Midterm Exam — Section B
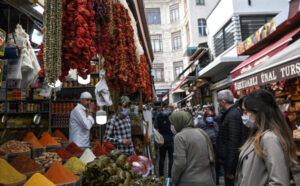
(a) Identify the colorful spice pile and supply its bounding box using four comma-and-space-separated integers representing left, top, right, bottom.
24, 173, 56, 186
80, 148, 96, 164
54, 147, 73, 160
52, 129, 68, 142
23, 132, 43, 149
66, 142, 83, 156
0, 158, 26, 184
93, 142, 108, 156
45, 161, 79, 184
10, 153, 43, 174
0, 140, 30, 153
64, 157, 86, 174
39, 132, 59, 147
34, 152, 62, 168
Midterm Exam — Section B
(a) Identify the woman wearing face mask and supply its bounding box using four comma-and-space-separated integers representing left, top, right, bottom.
235, 89, 297, 186
199, 110, 219, 150
170, 111, 216, 186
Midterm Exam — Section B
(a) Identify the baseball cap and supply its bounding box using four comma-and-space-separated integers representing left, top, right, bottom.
80, 92, 92, 99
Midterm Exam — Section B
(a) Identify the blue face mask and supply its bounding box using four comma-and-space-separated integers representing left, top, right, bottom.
121, 108, 130, 116
206, 117, 214, 123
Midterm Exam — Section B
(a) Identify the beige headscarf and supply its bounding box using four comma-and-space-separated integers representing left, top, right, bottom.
169, 111, 194, 133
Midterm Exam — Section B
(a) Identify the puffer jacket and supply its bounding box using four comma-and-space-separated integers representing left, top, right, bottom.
216, 105, 248, 175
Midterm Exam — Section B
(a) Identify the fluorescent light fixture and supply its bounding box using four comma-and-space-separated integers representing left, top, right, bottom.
31, 29, 43, 45
78, 74, 90, 85
32, 3, 44, 14
96, 109, 107, 125
48, 79, 62, 88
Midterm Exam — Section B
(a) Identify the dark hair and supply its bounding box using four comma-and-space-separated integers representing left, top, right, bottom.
242, 89, 297, 166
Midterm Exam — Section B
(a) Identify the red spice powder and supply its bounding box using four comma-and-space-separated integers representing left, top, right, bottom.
52, 130, 68, 142
39, 132, 59, 147
53, 148, 73, 160
65, 142, 83, 156
93, 143, 108, 156
45, 161, 79, 184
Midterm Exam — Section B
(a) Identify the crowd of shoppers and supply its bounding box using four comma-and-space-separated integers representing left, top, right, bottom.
153, 88, 297, 186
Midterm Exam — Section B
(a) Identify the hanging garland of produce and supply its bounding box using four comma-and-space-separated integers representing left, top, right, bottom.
60, 0, 97, 82
138, 55, 153, 102
101, 2, 140, 93
43, 0, 62, 84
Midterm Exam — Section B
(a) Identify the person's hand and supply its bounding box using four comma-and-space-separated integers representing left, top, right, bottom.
89, 102, 96, 113
226, 174, 234, 180
122, 139, 132, 146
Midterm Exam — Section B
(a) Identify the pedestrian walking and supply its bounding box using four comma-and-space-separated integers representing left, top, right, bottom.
170, 111, 216, 186
200, 110, 219, 147
235, 89, 297, 186
157, 105, 174, 177
216, 89, 247, 186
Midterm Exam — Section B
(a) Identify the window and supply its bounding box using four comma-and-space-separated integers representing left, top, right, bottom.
213, 20, 235, 56
198, 19, 207, 36
152, 63, 164, 82
172, 31, 182, 50
186, 23, 190, 45
196, 0, 205, 5
151, 35, 162, 52
240, 15, 275, 40
174, 61, 183, 79
170, 4, 179, 23
145, 8, 161, 24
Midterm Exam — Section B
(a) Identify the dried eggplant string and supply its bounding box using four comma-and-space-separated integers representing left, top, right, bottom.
44, 0, 62, 84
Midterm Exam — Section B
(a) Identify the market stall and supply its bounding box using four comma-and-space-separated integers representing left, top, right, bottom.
0, 0, 161, 185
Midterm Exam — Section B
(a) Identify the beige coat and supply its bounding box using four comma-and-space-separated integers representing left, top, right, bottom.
172, 128, 216, 186
235, 131, 289, 186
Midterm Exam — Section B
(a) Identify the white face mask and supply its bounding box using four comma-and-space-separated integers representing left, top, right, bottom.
241, 114, 257, 128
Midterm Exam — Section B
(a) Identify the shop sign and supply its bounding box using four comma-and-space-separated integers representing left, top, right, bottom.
237, 18, 276, 55
234, 58, 300, 90
0, 28, 6, 56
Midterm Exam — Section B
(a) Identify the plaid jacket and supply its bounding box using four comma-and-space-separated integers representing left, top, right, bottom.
104, 113, 135, 156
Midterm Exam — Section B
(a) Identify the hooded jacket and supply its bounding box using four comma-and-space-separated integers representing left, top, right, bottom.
157, 110, 174, 143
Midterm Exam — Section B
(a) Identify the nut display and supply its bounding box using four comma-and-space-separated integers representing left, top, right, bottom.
34, 152, 62, 168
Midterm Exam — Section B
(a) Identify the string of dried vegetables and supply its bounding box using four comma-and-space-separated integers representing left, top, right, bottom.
60, 0, 96, 82
43, 0, 62, 84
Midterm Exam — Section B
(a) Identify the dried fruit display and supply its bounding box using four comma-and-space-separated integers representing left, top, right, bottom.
60, 0, 96, 82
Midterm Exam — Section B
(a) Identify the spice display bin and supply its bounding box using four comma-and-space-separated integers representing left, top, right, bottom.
3, 178, 26, 186
56, 176, 82, 186
0, 153, 8, 160
46, 144, 62, 152
31, 147, 46, 158
7, 151, 31, 162
24, 168, 45, 180
61, 141, 70, 148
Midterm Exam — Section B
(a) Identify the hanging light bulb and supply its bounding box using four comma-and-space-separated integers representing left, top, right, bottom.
78, 74, 91, 85
96, 109, 107, 125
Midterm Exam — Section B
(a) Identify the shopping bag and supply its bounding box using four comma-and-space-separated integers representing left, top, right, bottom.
95, 69, 112, 107
153, 128, 164, 146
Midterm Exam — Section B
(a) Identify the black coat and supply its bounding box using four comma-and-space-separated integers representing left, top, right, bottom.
157, 111, 174, 143
216, 105, 248, 175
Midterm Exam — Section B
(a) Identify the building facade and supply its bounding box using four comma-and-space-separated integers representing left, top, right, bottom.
201, 0, 289, 113
144, 0, 218, 104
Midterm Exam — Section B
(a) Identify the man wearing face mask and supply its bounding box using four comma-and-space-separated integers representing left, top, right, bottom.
216, 90, 247, 186
157, 105, 174, 178
104, 96, 135, 156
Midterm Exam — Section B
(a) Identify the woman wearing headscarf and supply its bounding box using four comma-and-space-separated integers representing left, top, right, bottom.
235, 89, 297, 185
170, 111, 216, 186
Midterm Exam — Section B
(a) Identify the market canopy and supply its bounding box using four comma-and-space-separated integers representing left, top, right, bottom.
233, 38, 300, 91
231, 27, 300, 79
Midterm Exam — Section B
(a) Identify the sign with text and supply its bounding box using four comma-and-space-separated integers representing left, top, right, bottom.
234, 58, 300, 91
237, 18, 276, 55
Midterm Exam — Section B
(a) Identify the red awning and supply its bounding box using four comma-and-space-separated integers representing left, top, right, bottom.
231, 27, 300, 79
162, 77, 187, 101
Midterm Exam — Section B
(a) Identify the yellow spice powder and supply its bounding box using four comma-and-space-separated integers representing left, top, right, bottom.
24, 173, 56, 186
0, 158, 26, 184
